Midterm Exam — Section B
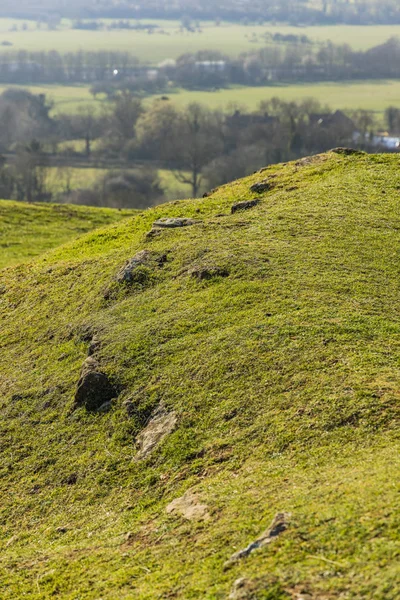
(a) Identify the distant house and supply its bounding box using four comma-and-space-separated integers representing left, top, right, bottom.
194, 60, 226, 72
309, 110, 356, 132
226, 110, 279, 129
371, 134, 400, 150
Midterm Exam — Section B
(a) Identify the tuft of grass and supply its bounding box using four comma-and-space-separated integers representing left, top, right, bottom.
0, 152, 399, 599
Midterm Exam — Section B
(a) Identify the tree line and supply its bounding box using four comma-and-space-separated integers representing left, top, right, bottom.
1, 37, 400, 90
0, 88, 398, 206
2, 0, 400, 26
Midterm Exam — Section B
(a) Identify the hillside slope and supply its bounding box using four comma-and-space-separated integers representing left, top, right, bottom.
0, 152, 399, 599
0, 200, 134, 269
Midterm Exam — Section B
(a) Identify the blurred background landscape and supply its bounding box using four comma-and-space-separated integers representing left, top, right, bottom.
0, 0, 399, 207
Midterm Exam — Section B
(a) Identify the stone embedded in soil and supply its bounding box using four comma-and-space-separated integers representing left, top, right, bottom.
74, 357, 117, 412
189, 266, 230, 280
116, 251, 167, 284
224, 512, 290, 568
231, 199, 260, 214
116, 250, 152, 283
250, 180, 271, 194
135, 405, 177, 461
152, 217, 201, 229
330, 147, 363, 155
166, 489, 210, 521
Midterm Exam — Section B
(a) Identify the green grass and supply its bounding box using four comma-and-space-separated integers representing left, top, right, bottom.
0, 200, 135, 269
0, 19, 399, 58
0, 152, 399, 598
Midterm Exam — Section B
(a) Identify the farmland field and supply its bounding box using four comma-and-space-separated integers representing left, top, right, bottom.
45, 166, 193, 200
163, 80, 400, 115
0, 19, 399, 61
2, 79, 400, 118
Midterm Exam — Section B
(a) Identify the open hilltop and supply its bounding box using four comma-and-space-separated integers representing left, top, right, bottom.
0, 151, 399, 598
0, 200, 134, 269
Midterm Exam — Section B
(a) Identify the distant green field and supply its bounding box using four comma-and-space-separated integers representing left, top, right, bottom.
161, 80, 400, 115
0, 199, 134, 269
45, 166, 193, 200
3, 79, 398, 117
0, 19, 398, 61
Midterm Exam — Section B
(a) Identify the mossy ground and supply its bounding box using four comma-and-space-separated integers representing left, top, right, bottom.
0, 200, 135, 269
0, 152, 399, 599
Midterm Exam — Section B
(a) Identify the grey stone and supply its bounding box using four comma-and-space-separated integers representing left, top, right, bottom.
116, 250, 151, 283
224, 512, 290, 568
231, 199, 260, 214
152, 217, 201, 229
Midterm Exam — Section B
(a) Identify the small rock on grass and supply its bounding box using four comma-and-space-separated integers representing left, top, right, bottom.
330, 147, 364, 156
147, 217, 202, 237
153, 217, 201, 228
250, 180, 271, 194
116, 250, 166, 284
224, 512, 290, 568
166, 489, 210, 522
74, 357, 117, 412
135, 404, 177, 461
231, 199, 260, 214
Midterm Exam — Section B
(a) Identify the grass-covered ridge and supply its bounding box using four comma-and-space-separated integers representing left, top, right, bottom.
0, 152, 399, 599
0, 200, 135, 269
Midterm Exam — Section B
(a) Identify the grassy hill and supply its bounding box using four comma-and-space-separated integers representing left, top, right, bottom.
0, 200, 134, 269
0, 152, 399, 599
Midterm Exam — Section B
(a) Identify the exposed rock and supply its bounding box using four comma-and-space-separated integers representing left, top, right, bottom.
231, 199, 260, 214
166, 489, 210, 521
116, 250, 151, 283
146, 228, 162, 239
330, 147, 364, 156
188, 265, 229, 280
74, 357, 117, 412
153, 217, 201, 229
225, 512, 290, 568
250, 180, 271, 194
295, 156, 321, 167
135, 405, 177, 460
115, 251, 167, 289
